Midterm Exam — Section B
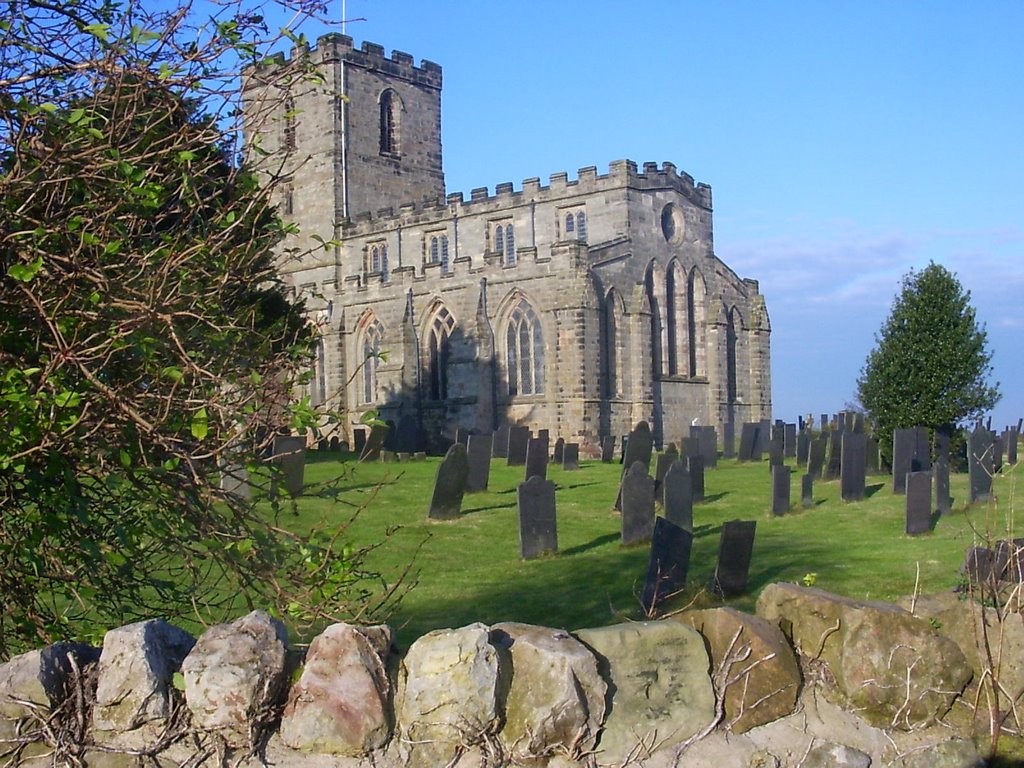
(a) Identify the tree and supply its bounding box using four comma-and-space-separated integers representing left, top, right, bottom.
0, 0, 395, 657
857, 262, 1000, 454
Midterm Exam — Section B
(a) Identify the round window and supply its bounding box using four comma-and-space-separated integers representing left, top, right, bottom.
661, 203, 685, 244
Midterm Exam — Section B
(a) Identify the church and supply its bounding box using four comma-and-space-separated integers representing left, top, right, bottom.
243, 34, 772, 454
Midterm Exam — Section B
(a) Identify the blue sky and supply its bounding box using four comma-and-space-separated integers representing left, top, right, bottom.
264, 1, 1024, 429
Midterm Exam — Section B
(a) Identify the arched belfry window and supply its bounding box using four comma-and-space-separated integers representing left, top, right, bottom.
505, 298, 543, 396
359, 317, 384, 404
504, 224, 515, 265
565, 213, 575, 236
576, 212, 587, 241
379, 90, 399, 156
283, 95, 296, 153
424, 305, 455, 401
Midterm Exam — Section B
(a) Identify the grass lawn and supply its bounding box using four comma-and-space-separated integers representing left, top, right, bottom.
280, 450, 1024, 651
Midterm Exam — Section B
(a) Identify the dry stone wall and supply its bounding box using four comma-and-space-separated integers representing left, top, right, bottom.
0, 585, 999, 767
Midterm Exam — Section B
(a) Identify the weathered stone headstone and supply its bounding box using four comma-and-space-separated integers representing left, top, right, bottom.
466, 433, 493, 493
562, 443, 580, 470
220, 462, 251, 502
517, 475, 558, 559
853, 412, 865, 434
537, 428, 550, 442
866, 436, 880, 474
395, 415, 419, 453
768, 430, 784, 470
506, 425, 531, 466
892, 426, 930, 494
968, 426, 995, 504
1007, 427, 1020, 465
824, 430, 842, 481
688, 454, 705, 503
738, 422, 758, 462
427, 443, 470, 520
641, 518, 693, 614
620, 461, 655, 546
654, 445, 680, 504
840, 431, 866, 502
934, 453, 951, 516
905, 470, 933, 535
359, 423, 388, 462
271, 435, 305, 498
807, 435, 827, 479
454, 427, 469, 447
801, 473, 814, 508
693, 426, 718, 468
796, 431, 810, 466
783, 423, 797, 459
681, 436, 701, 460
552, 438, 565, 464
601, 435, 616, 463
615, 421, 654, 510
771, 466, 790, 516
492, 424, 510, 458
663, 461, 693, 532
525, 436, 549, 480
712, 520, 757, 597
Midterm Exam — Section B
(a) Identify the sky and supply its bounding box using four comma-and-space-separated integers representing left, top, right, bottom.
255, 1, 1024, 429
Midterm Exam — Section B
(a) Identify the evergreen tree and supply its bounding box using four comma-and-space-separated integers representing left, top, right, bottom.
857, 262, 1000, 453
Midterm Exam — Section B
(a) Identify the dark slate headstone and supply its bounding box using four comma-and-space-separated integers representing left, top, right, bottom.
428, 443, 470, 520
807, 435, 827, 479
1007, 427, 1019, 465
801, 473, 814, 509
820, 414, 829, 433
220, 462, 251, 502
994, 435, 1004, 474
934, 453, 951, 516
619, 435, 629, 464
844, 411, 857, 433
454, 427, 470, 447
517, 475, 558, 560
395, 415, 419, 453
620, 461, 655, 547
562, 443, 580, 470
601, 435, 616, 463
317, 438, 328, 452
506, 426, 531, 467
466, 433, 493, 493
866, 437, 880, 475
688, 454, 705, 504
711, 520, 757, 597
553, 437, 565, 464
723, 419, 736, 459
641, 518, 694, 614
768, 431, 784, 470
493, 424, 510, 458
893, 427, 930, 494
270, 435, 306, 498
824, 431, 842, 481
756, 419, 771, 457
771, 466, 790, 516
537, 429, 550, 442
905, 470, 933, 535
663, 461, 693, 532
796, 432, 810, 467
329, 436, 340, 452
654, 445, 680, 504
783, 423, 797, 459
692, 426, 718, 468
840, 431, 866, 502
968, 426, 995, 504
681, 437, 701, 460
738, 422, 758, 462
353, 429, 367, 454
360, 423, 388, 462
525, 436, 549, 480
854, 413, 865, 434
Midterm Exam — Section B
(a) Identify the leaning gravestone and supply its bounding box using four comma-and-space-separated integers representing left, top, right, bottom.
756, 419, 771, 457
615, 421, 654, 510
663, 461, 693, 532
641, 518, 693, 614
807, 435, 827, 479
688, 454, 705, 504
601, 435, 616, 463
271, 435, 306, 498
905, 470, 933, 535
711, 520, 757, 597
771, 466, 790, 516
552, 438, 565, 464
968, 426, 995, 504
654, 445, 680, 505
525, 436, 549, 481
801, 473, 814, 509
796, 431, 810, 467
738, 422, 758, 462
492, 424, 510, 458
360, 423, 388, 462
934, 453, 951, 516
620, 461, 655, 547
466, 433, 493, 493
506, 426, 531, 467
427, 443, 470, 520
824, 430, 842, 481
840, 431, 866, 502
562, 443, 580, 470
517, 475, 558, 560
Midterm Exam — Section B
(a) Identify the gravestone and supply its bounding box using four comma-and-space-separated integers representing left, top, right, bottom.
824, 431, 842, 481
615, 421, 654, 510
553, 437, 565, 464
853, 412, 865, 434
562, 443, 580, 470
654, 445, 680, 504
395, 415, 419, 453
271, 435, 306, 498
360, 423, 388, 462
723, 419, 736, 458
768, 430, 784, 470
427, 443, 470, 520
756, 418, 771, 457
934, 427, 951, 463
796, 431, 810, 467
517, 475, 558, 560
601, 435, 616, 463
662, 461, 693, 532
866, 437, 880, 475
353, 429, 367, 454
466, 433, 493, 493
537, 429, 550, 443
820, 414, 829, 433
492, 424, 510, 458
934, 453, 951, 516
692, 426, 718, 468
738, 422, 758, 462
681, 437, 701, 460
771, 466, 790, 516
641, 518, 694, 614
807, 435, 827, 479
506, 426, 531, 467
329, 436, 340, 452
892, 427, 930, 494
525, 436, 549, 481
783, 423, 797, 459
454, 427, 469, 447
711, 520, 757, 597
994, 435, 1004, 474
968, 426, 995, 504
905, 470, 933, 535
619, 435, 629, 463
688, 454, 705, 503
1007, 427, 1019, 465
840, 431, 866, 502
382, 419, 397, 451
801, 473, 813, 509
620, 461, 655, 547
317, 438, 328, 452
220, 462, 251, 502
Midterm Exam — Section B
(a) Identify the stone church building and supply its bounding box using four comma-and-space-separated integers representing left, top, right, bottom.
243, 34, 771, 453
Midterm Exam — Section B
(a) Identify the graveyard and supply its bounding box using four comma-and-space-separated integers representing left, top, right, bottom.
277, 434, 1009, 650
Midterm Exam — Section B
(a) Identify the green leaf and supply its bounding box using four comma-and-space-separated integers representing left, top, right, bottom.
83, 23, 110, 42
190, 408, 208, 440
8, 257, 43, 283
172, 672, 185, 691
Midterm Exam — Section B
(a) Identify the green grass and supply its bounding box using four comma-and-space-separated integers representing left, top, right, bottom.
282, 450, 1023, 651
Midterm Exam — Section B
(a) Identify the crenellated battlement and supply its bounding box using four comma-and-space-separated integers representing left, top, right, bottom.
251, 33, 442, 89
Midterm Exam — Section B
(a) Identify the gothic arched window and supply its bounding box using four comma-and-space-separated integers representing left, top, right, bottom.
380, 245, 389, 282
283, 95, 296, 153
424, 306, 454, 401
506, 298, 543, 396
688, 269, 707, 377
360, 318, 384, 404
576, 211, 587, 241
379, 90, 399, 156
565, 213, 575, 236
504, 224, 516, 265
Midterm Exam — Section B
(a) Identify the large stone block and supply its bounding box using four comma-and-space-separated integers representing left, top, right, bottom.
0, 642, 99, 720
676, 608, 801, 733
492, 622, 606, 763
573, 621, 714, 764
280, 623, 394, 756
181, 610, 289, 745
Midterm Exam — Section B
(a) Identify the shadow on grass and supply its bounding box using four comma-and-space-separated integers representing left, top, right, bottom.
702, 491, 730, 503
865, 483, 885, 498
461, 502, 517, 516
561, 533, 620, 556
558, 481, 599, 491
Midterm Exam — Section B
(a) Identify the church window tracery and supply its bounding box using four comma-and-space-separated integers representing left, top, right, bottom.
379, 89, 399, 156
505, 298, 543, 396
424, 305, 454, 401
